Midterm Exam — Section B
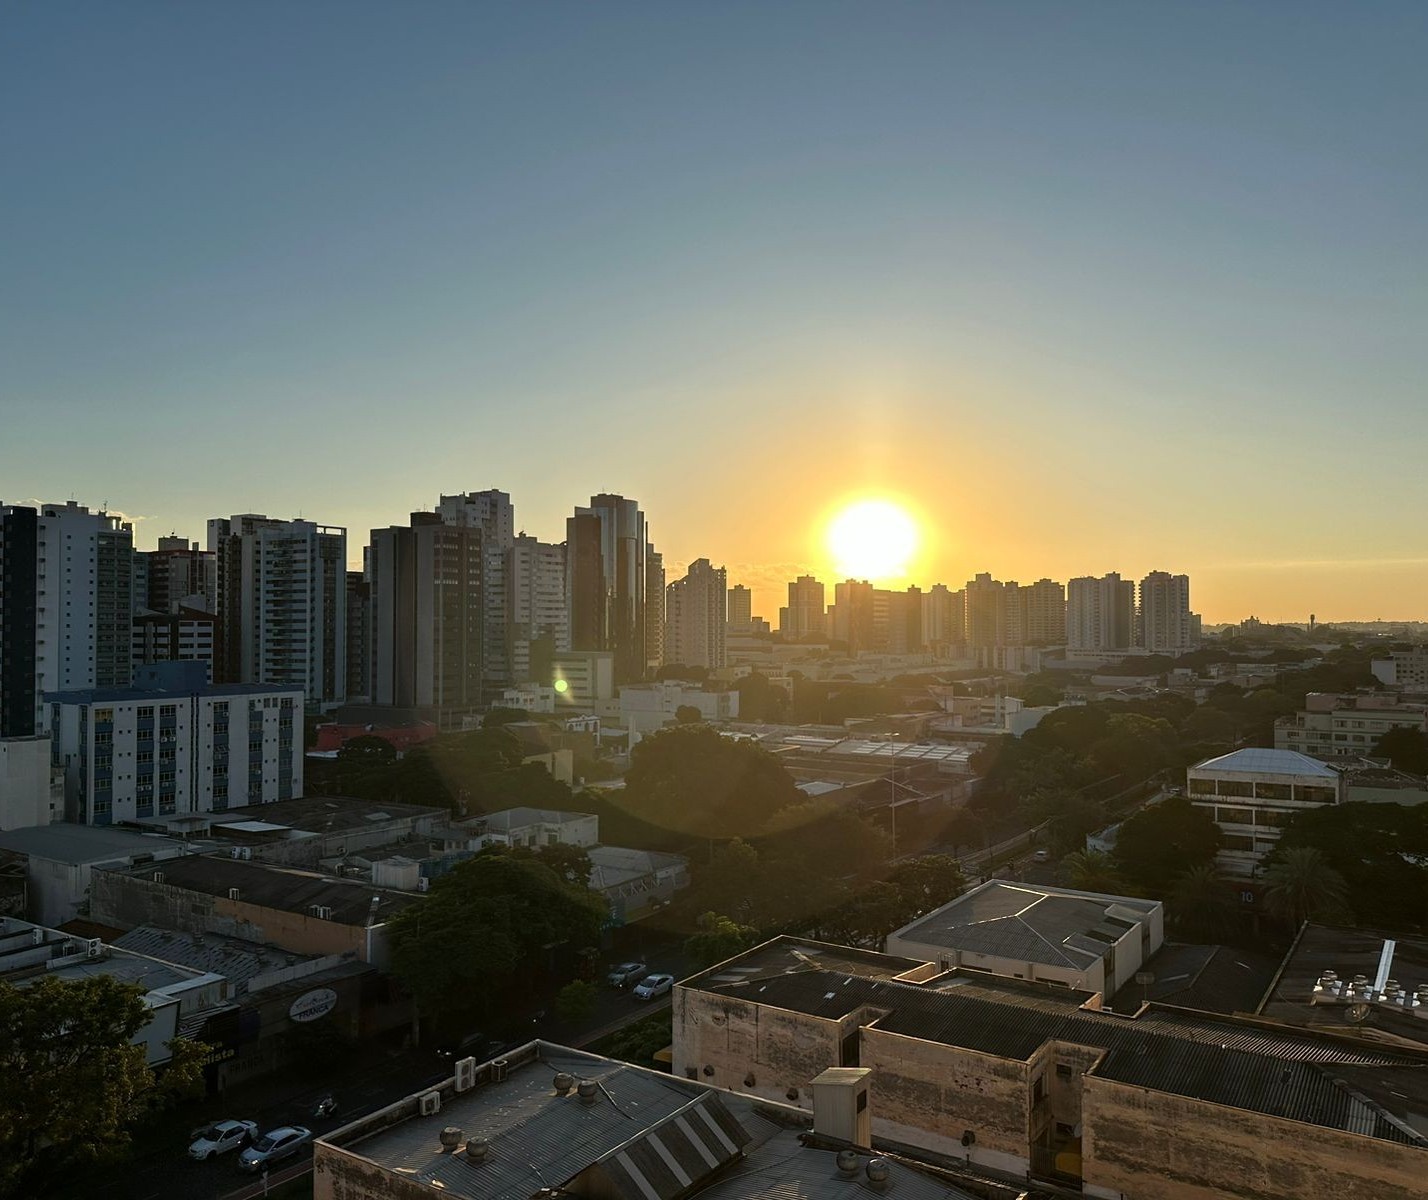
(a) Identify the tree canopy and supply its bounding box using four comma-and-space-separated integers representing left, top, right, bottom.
619, 724, 803, 840
1374, 727, 1428, 776
1112, 795, 1221, 894
0, 975, 205, 1195
387, 852, 607, 1025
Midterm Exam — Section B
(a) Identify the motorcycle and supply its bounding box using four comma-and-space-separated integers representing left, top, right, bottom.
312, 1095, 338, 1119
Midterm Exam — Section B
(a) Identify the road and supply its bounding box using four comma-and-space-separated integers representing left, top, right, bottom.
106, 985, 674, 1200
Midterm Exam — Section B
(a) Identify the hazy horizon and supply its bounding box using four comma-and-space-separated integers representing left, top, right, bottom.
5, 3, 1426, 627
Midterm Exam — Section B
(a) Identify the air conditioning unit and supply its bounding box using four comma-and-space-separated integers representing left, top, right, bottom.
417, 877, 430, 893
228, 888, 241, 901
454, 1057, 477, 1092
230, 847, 243, 859
86, 939, 103, 958
152, 871, 165, 883
309, 904, 334, 920
239, 846, 252, 860
30, 928, 43, 945
419, 1091, 442, 1116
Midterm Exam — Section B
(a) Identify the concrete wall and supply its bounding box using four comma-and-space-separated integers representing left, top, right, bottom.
1080, 1072, 1427, 1200
672, 986, 846, 1105
91, 869, 373, 960
883, 935, 1107, 993
0, 736, 56, 830
860, 1023, 1030, 1177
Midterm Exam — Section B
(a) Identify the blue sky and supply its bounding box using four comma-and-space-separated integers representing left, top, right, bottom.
3, 2, 1426, 620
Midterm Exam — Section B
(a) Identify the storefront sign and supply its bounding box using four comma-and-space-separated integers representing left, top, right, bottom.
288, 987, 338, 1023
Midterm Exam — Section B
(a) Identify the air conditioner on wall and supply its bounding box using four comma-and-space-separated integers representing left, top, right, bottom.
419, 1091, 441, 1116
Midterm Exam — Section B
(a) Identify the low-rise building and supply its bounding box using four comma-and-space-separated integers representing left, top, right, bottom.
473, 807, 599, 849
312, 1041, 998, 1200
674, 936, 1428, 1199
89, 854, 418, 967
885, 880, 1163, 996
47, 660, 303, 825
1372, 645, 1428, 690
609, 681, 739, 744
1275, 692, 1428, 760
1186, 748, 1342, 877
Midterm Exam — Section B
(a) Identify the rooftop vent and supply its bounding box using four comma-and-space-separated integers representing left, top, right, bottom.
835, 1149, 860, 1178
553, 1072, 574, 1096
465, 1136, 489, 1163
439, 1126, 463, 1153
865, 1159, 890, 1191
577, 1079, 598, 1106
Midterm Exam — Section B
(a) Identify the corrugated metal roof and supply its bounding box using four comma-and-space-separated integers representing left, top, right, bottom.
1192, 748, 1338, 778
596, 1092, 751, 1200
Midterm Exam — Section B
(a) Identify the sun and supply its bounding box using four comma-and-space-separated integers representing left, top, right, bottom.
826, 498, 920, 581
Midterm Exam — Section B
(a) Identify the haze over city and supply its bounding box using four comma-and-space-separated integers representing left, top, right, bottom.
5, 2, 1427, 623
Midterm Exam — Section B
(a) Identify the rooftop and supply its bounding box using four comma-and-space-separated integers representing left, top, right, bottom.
686, 936, 934, 990
688, 958, 1428, 1145
587, 845, 688, 891
482, 807, 595, 831
319, 1043, 989, 1200
0, 823, 192, 865
45, 681, 301, 705
110, 925, 328, 990
1191, 748, 1339, 778
210, 794, 445, 834
889, 880, 1159, 970
105, 855, 419, 925
1108, 942, 1281, 1015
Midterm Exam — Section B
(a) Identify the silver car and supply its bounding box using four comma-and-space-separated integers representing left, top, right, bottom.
237, 1126, 311, 1171
632, 973, 674, 999
188, 1119, 257, 1161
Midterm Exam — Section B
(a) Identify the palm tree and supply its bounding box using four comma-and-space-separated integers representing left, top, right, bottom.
1261, 847, 1350, 926
1169, 862, 1234, 941
1061, 849, 1126, 894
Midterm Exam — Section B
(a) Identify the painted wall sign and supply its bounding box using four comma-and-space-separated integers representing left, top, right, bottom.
288, 987, 338, 1023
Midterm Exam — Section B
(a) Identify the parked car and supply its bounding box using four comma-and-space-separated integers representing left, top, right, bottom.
188, 1120, 258, 1161
607, 961, 648, 988
237, 1126, 312, 1171
632, 973, 674, 999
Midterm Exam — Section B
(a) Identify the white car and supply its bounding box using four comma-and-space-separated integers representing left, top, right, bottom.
188, 1120, 258, 1161
607, 961, 648, 988
238, 1126, 312, 1171
632, 973, 674, 999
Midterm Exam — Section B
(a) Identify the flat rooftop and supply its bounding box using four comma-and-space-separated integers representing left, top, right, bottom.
481, 807, 595, 830
686, 936, 933, 989
889, 880, 1158, 970
320, 1043, 986, 1200
45, 681, 300, 705
688, 950, 1428, 1145
210, 794, 444, 833
0, 824, 191, 865
105, 854, 419, 925
111, 925, 328, 990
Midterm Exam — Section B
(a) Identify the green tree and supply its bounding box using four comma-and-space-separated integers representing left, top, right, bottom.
674, 705, 703, 725
939, 808, 983, 857
554, 980, 599, 1025
1112, 795, 1221, 895
733, 672, 789, 723
0, 975, 205, 1194
759, 800, 892, 883
621, 725, 802, 840
1168, 862, 1235, 941
887, 855, 967, 921
1087, 713, 1180, 780
1061, 849, 1127, 894
1178, 704, 1239, 750
387, 853, 607, 1024
514, 842, 592, 887
1374, 726, 1428, 775
1047, 795, 1106, 855
1262, 847, 1351, 927
684, 912, 760, 969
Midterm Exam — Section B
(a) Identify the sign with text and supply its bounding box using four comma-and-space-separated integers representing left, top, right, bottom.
288, 987, 338, 1023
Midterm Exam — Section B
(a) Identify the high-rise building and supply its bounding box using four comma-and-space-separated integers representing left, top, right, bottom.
963, 573, 1007, 654
437, 491, 516, 692
830, 579, 875, 653
778, 575, 826, 640
727, 584, 753, 633
369, 512, 484, 728
665, 559, 728, 671
1066, 573, 1135, 653
565, 494, 652, 683
506, 535, 568, 684
206, 515, 347, 706
132, 606, 217, 681
1020, 578, 1067, 646
345, 569, 372, 703
645, 548, 665, 672
1138, 570, 1200, 654
0, 504, 38, 737
921, 584, 965, 653
145, 536, 213, 615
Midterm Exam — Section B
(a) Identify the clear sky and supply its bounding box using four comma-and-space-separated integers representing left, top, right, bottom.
4, 2, 1426, 623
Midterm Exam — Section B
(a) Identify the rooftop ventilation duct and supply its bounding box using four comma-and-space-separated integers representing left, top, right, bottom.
577, 1079, 599, 1106
553, 1072, 574, 1096
865, 1159, 890, 1191
439, 1127, 463, 1152
835, 1149, 860, 1178
465, 1136, 489, 1163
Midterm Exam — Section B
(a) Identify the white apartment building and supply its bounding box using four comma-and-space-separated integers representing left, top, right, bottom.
665, 558, 727, 670
549, 649, 616, 709
438, 490, 516, 691
207, 515, 346, 707
47, 662, 303, 825
1274, 692, 1428, 759
1186, 748, 1342, 878
1065, 573, 1134, 653
611, 681, 739, 744
506, 534, 568, 683
132, 606, 217, 681
1372, 646, 1428, 689
1138, 570, 1200, 653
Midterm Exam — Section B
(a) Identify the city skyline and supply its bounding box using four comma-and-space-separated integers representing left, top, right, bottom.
6, 4, 1428, 625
